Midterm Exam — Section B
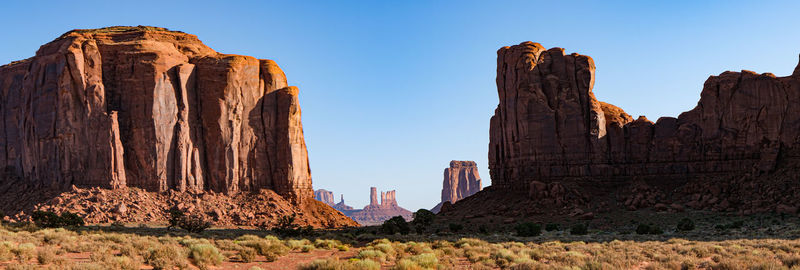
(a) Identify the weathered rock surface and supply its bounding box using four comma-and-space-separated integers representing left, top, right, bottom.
0, 26, 355, 227
445, 42, 800, 218
432, 161, 482, 213
315, 189, 335, 206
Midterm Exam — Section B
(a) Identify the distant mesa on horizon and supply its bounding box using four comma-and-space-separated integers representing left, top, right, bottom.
314, 187, 413, 226
431, 160, 482, 213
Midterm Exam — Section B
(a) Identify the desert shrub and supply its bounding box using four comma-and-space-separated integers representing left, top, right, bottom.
13, 243, 36, 262
780, 254, 800, 267
314, 239, 339, 249
677, 218, 695, 231
515, 222, 542, 237
237, 246, 257, 263
337, 245, 349, 251
394, 259, 421, 270
166, 208, 212, 233
0, 242, 13, 261
301, 245, 315, 252
358, 249, 387, 262
235, 235, 288, 262
286, 239, 310, 250
31, 211, 84, 228
636, 224, 663, 235
145, 244, 188, 270
410, 252, 438, 268
570, 224, 588, 235
36, 246, 57, 264
31, 211, 61, 228
545, 223, 561, 231
353, 259, 381, 270
104, 255, 141, 270
300, 258, 350, 270
189, 244, 224, 269
181, 215, 212, 234
59, 212, 85, 227
272, 214, 314, 237
381, 216, 411, 235
448, 223, 464, 233
411, 209, 436, 233
167, 207, 184, 230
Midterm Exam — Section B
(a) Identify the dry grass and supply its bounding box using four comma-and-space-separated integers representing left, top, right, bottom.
1, 221, 800, 269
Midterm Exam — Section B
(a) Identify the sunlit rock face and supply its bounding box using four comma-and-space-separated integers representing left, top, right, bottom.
486, 41, 800, 212
432, 160, 482, 213
0, 26, 313, 201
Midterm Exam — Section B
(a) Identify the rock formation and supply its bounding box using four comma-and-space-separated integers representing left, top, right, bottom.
333, 195, 354, 213
0, 26, 357, 227
344, 187, 413, 226
432, 161, 482, 213
315, 189, 335, 206
444, 42, 800, 218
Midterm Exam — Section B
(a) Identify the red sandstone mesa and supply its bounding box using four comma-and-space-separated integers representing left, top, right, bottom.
0, 26, 356, 227
443, 42, 800, 218
432, 160, 482, 213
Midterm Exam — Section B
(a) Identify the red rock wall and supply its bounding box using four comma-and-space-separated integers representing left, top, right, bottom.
441, 160, 482, 204
489, 42, 800, 206
0, 27, 313, 201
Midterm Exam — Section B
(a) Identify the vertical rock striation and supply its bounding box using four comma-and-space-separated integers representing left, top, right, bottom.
432, 160, 482, 213
476, 41, 800, 214
0, 26, 314, 202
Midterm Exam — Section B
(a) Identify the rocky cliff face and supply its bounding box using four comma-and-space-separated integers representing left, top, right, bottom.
446, 42, 800, 217
432, 161, 482, 213
315, 189, 335, 206
0, 26, 356, 227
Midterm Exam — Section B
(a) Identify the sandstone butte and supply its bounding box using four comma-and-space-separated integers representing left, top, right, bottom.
431, 160, 482, 213
314, 189, 355, 212
0, 26, 357, 228
442, 41, 800, 219
318, 187, 413, 226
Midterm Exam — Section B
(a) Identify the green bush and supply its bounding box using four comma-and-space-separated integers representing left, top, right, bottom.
166, 208, 211, 233
59, 212, 85, 227
636, 224, 663, 235
570, 224, 588, 235
32, 211, 84, 228
448, 223, 464, 233
515, 222, 542, 237
381, 216, 410, 235
411, 209, 436, 233
545, 223, 561, 231
677, 218, 695, 231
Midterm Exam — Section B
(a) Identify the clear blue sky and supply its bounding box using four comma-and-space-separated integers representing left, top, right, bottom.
2, 1, 799, 211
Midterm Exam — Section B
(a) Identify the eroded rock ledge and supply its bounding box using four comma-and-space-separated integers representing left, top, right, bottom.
454, 42, 800, 216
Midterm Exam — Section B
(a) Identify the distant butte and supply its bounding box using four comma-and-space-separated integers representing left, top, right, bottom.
432, 161, 482, 213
